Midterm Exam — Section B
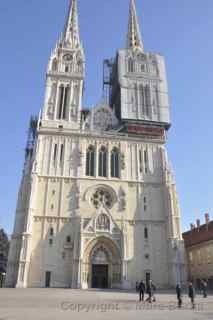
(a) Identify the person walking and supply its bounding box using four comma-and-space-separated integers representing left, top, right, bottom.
176, 284, 182, 308
146, 280, 156, 303
188, 282, 196, 309
138, 280, 146, 302
201, 280, 208, 298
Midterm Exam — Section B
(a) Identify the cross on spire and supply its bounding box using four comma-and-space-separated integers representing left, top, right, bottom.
127, 0, 144, 50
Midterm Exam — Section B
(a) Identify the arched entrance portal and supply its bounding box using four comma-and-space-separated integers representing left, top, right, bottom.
82, 236, 122, 289
91, 247, 109, 288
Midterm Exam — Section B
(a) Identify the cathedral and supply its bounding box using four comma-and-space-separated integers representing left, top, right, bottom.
6, 0, 186, 289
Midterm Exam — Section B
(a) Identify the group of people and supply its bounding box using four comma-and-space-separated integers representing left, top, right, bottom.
136, 280, 156, 303
136, 280, 208, 309
176, 280, 208, 309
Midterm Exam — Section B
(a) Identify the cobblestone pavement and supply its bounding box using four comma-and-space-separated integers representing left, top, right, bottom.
0, 289, 212, 320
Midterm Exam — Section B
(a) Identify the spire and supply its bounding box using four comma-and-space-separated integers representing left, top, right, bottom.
63, 0, 81, 48
127, 0, 144, 50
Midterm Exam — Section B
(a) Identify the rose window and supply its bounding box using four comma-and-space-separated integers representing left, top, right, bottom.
91, 189, 113, 209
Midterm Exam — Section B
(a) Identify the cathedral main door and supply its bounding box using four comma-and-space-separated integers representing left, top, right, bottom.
82, 236, 122, 289
92, 264, 108, 288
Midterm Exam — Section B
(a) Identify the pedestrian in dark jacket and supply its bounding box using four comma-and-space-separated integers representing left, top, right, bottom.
188, 282, 195, 309
201, 280, 208, 298
138, 280, 146, 302
176, 284, 182, 308
146, 280, 156, 303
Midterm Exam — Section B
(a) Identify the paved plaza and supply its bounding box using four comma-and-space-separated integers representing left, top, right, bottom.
0, 289, 213, 320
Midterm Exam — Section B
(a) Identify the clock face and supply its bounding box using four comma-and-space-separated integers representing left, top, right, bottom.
63, 54, 73, 62
93, 109, 113, 131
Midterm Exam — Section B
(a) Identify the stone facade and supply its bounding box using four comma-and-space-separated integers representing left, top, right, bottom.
6, 0, 186, 289
183, 215, 213, 290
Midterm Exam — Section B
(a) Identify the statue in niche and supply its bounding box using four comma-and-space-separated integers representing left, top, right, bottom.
69, 143, 82, 176
120, 153, 125, 170
72, 84, 79, 105
47, 83, 57, 119
67, 181, 80, 216
131, 89, 135, 112
70, 84, 79, 119
77, 60, 83, 73
118, 187, 126, 211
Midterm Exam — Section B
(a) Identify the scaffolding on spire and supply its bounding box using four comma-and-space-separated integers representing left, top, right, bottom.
25, 116, 38, 160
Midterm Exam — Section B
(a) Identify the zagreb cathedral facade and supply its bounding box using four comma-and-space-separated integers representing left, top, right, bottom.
6, 0, 186, 289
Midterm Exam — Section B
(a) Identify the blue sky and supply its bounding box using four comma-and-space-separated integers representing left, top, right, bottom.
0, 0, 213, 235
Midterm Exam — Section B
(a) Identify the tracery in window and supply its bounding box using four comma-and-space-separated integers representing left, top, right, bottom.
91, 189, 113, 209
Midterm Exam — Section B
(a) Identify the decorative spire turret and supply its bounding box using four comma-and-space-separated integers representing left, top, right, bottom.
127, 0, 144, 50
63, 0, 81, 48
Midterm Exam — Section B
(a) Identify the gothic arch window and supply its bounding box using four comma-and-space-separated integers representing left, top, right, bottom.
60, 144, 64, 165
134, 83, 138, 113
144, 149, 148, 173
66, 236, 71, 243
144, 227, 148, 239
145, 85, 151, 117
52, 59, 58, 72
57, 85, 70, 120
96, 214, 110, 231
98, 146, 107, 177
77, 60, 83, 73
86, 145, 95, 177
141, 64, 145, 72
111, 147, 120, 178
139, 149, 143, 173
154, 86, 159, 115
139, 84, 145, 116
128, 58, 134, 73
49, 227, 54, 236
53, 143, 58, 164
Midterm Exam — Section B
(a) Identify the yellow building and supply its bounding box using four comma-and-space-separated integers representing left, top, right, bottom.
183, 215, 213, 290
